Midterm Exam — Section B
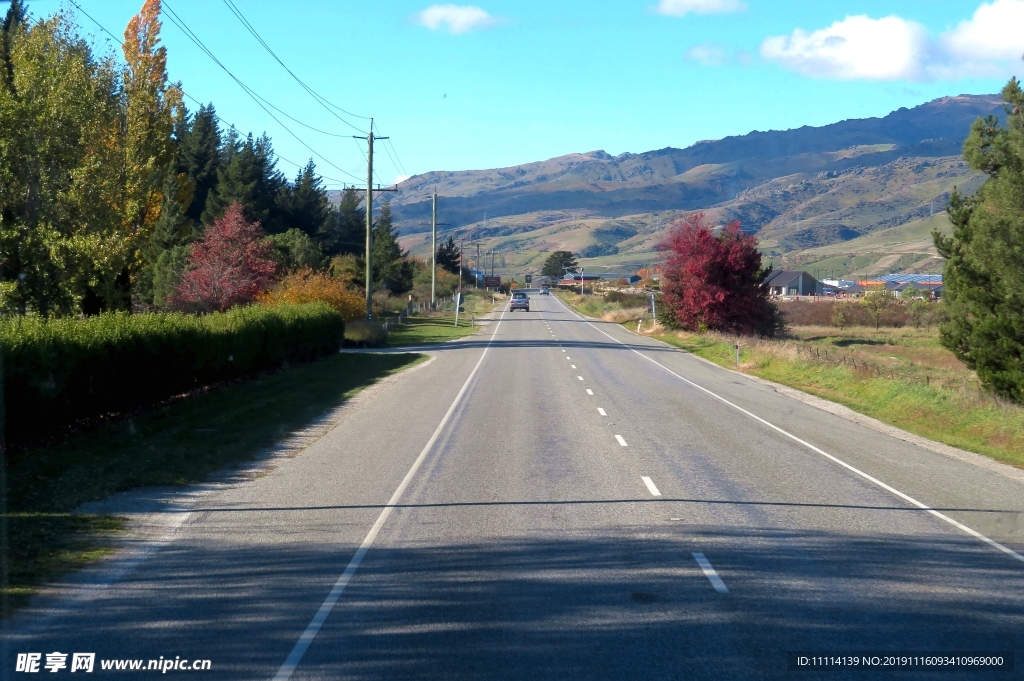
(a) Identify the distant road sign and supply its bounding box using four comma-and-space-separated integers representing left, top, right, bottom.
484, 276, 501, 288
525, 274, 532, 284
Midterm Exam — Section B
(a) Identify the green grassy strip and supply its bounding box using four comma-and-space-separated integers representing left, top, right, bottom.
387, 292, 500, 347
653, 332, 1024, 469
4, 351, 423, 615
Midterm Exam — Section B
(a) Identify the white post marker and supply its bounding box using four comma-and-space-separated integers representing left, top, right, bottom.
693, 552, 729, 593
615, 434, 628, 447
734, 341, 740, 367
642, 476, 661, 496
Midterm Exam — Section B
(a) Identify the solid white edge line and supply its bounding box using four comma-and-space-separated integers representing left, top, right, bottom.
693, 552, 729, 593
642, 476, 661, 497
598, 408, 607, 416
553, 296, 1024, 566
615, 434, 628, 447
272, 310, 508, 680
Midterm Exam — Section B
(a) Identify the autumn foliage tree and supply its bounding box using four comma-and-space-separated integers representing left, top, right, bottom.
659, 213, 781, 336
173, 203, 277, 311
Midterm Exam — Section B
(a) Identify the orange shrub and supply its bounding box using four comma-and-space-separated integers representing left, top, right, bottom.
259, 268, 364, 321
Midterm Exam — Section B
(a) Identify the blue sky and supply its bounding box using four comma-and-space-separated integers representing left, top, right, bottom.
20, 0, 1024, 186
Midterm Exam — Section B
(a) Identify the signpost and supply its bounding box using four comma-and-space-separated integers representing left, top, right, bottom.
525, 274, 532, 285
484, 276, 501, 289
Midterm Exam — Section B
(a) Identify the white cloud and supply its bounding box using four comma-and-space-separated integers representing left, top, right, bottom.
760, 15, 929, 80
395, 174, 411, 185
416, 4, 498, 34
656, 0, 746, 16
760, 2, 1024, 82
686, 43, 729, 66
942, 0, 1024, 61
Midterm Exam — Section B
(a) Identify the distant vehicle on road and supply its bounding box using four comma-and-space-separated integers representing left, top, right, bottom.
539, 286, 550, 295
510, 291, 530, 312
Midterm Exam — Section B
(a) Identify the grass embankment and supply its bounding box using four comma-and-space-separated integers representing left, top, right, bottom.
653, 327, 1024, 469
555, 290, 651, 323
386, 290, 501, 347
4, 351, 423, 615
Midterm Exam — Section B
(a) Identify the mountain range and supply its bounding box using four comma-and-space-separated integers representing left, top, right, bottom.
370, 94, 1001, 277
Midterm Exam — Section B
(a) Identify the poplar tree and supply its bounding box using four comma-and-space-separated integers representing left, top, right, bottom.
934, 75, 1024, 402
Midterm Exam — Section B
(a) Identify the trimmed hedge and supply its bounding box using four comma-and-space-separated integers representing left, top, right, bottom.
3, 303, 344, 446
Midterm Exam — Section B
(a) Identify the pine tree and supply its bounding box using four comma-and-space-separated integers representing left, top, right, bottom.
1, 0, 28, 89
286, 159, 331, 239
176, 103, 220, 224
541, 251, 577, 277
319, 187, 365, 257
436, 235, 461, 274
370, 201, 413, 294
202, 130, 285, 231
934, 76, 1024, 402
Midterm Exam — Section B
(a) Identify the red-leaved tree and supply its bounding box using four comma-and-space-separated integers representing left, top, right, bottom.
173, 204, 278, 312
660, 213, 781, 336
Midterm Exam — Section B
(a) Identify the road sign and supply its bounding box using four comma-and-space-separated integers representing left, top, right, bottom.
525, 274, 532, 284
484, 276, 501, 288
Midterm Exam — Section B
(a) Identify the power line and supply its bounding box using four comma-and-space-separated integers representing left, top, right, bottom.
68, 0, 367, 185
220, 0, 369, 130
160, 0, 363, 182
219, 0, 411, 185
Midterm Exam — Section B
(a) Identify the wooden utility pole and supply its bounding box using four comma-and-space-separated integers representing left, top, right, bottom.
352, 119, 396, 320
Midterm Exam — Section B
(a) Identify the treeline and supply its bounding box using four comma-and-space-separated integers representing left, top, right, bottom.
0, 0, 413, 318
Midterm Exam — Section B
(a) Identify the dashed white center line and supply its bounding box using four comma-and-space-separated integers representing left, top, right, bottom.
597, 408, 607, 416
562, 349, 566, 352
571, 365, 576, 369
615, 434, 627, 447
642, 476, 661, 496
693, 553, 729, 593
577, 376, 584, 381
586, 389, 594, 395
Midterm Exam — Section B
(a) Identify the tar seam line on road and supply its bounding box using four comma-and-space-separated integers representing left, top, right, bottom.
272, 309, 509, 681
693, 552, 729, 593
553, 296, 1024, 566
642, 476, 662, 497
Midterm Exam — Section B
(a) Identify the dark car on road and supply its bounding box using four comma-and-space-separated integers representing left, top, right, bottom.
510, 291, 530, 312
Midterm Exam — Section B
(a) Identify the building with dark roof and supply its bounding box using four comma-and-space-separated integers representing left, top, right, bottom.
764, 270, 821, 296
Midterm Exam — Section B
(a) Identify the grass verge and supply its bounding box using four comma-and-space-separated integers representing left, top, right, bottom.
387, 292, 501, 347
652, 330, 1024, 469
4, 351, 423, 615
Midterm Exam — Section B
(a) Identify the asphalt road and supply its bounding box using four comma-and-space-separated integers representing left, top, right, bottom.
8, 292, 1024, 680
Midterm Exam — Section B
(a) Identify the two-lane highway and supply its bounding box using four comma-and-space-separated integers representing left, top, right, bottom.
8, 291, 1024, 679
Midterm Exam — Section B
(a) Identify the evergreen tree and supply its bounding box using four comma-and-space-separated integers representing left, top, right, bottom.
136, 167, 195, 306
1, 0, 29, 89
436, 235, 461, 274
541, 250, 578, 277
202, 130, 285, 232
176, 103, 220, 224
369, 201, 413, 294
286, 159, 332, 239
320, 187, 365, 256
934, 75, 1024, 402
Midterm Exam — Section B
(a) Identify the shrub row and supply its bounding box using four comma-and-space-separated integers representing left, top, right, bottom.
3, 303, 344, 446
779, 300, 913, 328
